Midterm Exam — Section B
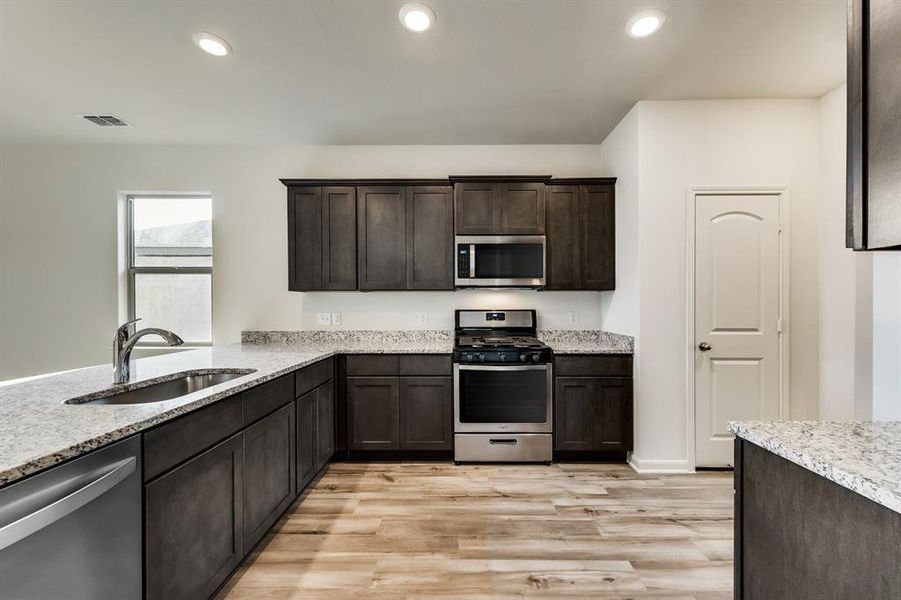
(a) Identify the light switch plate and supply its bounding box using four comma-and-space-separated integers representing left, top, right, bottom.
568, 311, 579, 326
417, 312, 428, 326
317, 313, 331, 326
331, 312, 341, 326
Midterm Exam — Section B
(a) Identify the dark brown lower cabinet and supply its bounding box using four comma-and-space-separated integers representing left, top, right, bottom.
736, 439, 901, 598
145, 433, 244, 600
243, 403, 296, 553
296, 388, 317, 490
316, 380, 335, 466
347, 376, 401, 450
347, 375, 453, 452
399, 377, 453, 450
554, 376, 632, 453
296, 378, 334, 491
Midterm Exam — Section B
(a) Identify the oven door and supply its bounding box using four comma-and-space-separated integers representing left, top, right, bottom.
454, 364, 553, 433
455, 235, 546, 287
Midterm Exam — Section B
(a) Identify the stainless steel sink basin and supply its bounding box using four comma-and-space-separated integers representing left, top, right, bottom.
65, 369, 257, 405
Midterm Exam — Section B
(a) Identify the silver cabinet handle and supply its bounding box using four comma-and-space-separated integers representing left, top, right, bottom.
0, 456, 136, 551
699, 342, 712, 352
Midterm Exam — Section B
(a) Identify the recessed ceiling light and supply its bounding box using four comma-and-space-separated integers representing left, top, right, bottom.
626, 9, 665, 38
193, 32, 231, 56
399, 3, 435, 33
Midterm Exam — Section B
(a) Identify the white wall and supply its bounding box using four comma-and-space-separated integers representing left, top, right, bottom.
873, 253, 901, 420
817, 84, 873, 421
602, 99, 825, 471
0, 144, 606, 379
599, 106, 639, 337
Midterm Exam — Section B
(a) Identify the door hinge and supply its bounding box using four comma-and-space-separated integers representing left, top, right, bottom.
777, 318, 783, 333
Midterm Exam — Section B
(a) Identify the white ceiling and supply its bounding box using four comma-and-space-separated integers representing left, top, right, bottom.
0, 0, 846, 145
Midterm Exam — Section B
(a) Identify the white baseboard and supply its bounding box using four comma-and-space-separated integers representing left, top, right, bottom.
628, 455, 694, 474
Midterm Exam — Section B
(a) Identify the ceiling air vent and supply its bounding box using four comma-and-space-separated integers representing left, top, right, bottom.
81, 114, 130, 127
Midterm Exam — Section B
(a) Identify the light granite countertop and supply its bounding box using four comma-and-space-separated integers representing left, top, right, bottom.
0, 329, 632, 488
729, 420, 901, 514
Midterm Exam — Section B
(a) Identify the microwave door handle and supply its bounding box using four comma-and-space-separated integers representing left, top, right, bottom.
469, 244, 475, 276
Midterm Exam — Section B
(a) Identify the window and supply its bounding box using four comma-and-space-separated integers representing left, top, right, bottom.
128, 195, 212, 345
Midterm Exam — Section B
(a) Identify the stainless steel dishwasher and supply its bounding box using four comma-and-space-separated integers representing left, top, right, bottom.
0, 435, 142, 599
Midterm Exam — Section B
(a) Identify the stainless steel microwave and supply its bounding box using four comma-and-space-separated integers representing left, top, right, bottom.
454, 235, 546, 288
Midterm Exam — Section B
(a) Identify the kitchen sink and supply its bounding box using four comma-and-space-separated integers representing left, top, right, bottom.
65, 369, 257, 405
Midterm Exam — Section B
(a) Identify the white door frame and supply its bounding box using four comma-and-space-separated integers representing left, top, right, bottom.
685, 186, 791, 469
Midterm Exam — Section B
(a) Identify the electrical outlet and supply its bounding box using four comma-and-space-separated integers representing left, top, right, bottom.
568, 311, 579, 326
417, 312, 428, 326
317, 313, 331, 326
331, 312, 341, 326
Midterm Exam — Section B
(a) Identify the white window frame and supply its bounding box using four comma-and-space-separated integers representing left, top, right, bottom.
126, 194, 213, 346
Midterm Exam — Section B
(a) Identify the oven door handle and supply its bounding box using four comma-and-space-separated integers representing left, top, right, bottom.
455, 364, 550, 372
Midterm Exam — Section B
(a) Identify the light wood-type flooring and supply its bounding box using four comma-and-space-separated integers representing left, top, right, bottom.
217, 462, 733, 599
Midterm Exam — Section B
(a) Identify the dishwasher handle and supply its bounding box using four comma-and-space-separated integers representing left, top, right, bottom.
0, 456, 136, 552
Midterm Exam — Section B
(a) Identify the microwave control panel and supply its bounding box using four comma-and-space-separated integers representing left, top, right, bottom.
457, 245, 471, 278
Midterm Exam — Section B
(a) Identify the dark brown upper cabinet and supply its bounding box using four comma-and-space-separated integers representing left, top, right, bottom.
284, 177, 614, 290
358, 186, 407, 290
454, 182, 496, 235
847, 0, 901, 250
453, 178, 546, 235
357, 185, 454, 291
287, 186, 357, 290
407, 186, 454, 289
545, 183, 615, 290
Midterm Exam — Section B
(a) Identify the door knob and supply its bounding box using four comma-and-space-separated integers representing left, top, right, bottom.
698, 342, 712, 352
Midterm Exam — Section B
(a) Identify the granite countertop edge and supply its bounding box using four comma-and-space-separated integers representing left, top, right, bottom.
729, 421, 901, 514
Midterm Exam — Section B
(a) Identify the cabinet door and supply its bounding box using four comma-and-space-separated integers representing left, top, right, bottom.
407, 186, 454, 289
554, 377, 595, 451
316, 380, 335, 468
322, 186, 357, 290
399, 376, 453, 450
594, 377, 633, 451
545, 185, 581, 289
243, 403, 296, 553
145, 433, 244, 600
347, 377, 400, 450
455, 182, 496, 235
296, 389, 317, 491
496, 182, 545, 234
580, 185, 615, 290
288, 187, 322, 291
358, 186, 407, 290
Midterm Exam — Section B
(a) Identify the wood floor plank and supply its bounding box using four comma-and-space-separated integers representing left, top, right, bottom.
217, 462, 733, 599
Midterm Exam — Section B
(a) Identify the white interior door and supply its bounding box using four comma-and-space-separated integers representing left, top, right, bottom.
694, 193, 783, 467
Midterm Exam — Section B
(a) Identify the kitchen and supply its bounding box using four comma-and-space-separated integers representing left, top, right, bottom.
0, 0, 895, 598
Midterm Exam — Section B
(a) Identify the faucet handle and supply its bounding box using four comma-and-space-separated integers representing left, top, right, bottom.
115, 318, 141, 339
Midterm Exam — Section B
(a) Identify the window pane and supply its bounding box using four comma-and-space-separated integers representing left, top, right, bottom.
132, 197, 212, 267
134, 273, 212, 342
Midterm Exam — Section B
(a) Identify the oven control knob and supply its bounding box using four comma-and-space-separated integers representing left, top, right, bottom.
464, 353, 473, 361
498, 352, 506, 361
478, 353, 486, 361
520, 353, 527, 362
531, 353, 540, 363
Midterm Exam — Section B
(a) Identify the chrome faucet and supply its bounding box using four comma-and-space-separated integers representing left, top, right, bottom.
113, 319, 184, 384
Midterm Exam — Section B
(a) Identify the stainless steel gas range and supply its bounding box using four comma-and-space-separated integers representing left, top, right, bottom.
452, 309, 553, 463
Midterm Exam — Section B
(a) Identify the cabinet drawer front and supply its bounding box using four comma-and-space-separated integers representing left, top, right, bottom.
243, 374, 294, 426
398, 355, 452, 376
554, 355, 632, 377
296, 357, 334, 397
346, 355, 399, 376
144, 395, 243, 481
